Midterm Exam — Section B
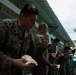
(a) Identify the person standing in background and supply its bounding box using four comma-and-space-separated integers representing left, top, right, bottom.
48, 38, 60, 75
32, 22, 58, 75
58, 46, 73, 75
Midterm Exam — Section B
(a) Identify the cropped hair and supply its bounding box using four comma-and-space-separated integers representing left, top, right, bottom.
64, 46, 71, 50
54, 38, 60, 42
38, 22, 48, 29
20, 3, 39, 15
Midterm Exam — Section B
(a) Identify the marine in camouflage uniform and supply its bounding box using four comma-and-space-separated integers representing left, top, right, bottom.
0, 19, 34, 75
0, 3, 39, 75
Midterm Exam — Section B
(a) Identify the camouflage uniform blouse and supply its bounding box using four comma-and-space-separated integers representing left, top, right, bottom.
0, 19, 35, 75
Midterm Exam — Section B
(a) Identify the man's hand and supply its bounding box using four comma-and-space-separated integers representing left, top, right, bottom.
41, 36, 49, 47
56, 51, 61, 57
12, 59, 36, 69
68, 54, 73, 58
50, 64, 59, 71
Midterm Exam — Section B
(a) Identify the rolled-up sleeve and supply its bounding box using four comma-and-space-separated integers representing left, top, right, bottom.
0, 52, 13, 73
2, 57, 13, 69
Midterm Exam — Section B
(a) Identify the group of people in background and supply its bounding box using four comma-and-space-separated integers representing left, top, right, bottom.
0, 3, 74, 75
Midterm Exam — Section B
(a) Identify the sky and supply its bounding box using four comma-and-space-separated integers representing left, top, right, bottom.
47, 0, 76, 41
